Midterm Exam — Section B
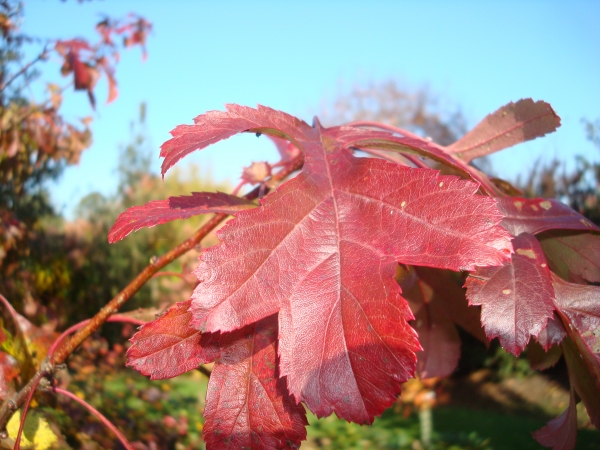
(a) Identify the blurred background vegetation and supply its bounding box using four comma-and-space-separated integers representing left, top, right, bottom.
1, 0, 600, 448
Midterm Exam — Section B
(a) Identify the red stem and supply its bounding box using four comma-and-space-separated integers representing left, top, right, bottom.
54, 387, 134, 450
346, 120, 503, 196
48, 315, 146, 358
14, 374, 42, 450
345, 120, 426, 141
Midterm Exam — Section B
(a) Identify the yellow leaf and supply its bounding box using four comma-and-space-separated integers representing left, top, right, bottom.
3, 410, 58, 450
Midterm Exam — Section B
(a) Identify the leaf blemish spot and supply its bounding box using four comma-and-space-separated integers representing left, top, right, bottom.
400, 201, 406, 208
516, 248, 536, 259
502, 289, 511, 295
439, 182, 444, 188
541, 263, 547, 268
580, 219, 592, 227
530, 205, 539, 211
513, 201, 523, 211
539, 200, 552, 210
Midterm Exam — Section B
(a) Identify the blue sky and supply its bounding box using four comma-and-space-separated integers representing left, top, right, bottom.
20, 0, 600, 218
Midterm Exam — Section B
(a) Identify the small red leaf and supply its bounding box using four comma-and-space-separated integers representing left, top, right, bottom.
203, 315, 307, 449
527, 340, 562, 371
553, 275, 600, 355
127, 300, 217, 379
538, 231, 600, 283
532, 389, 578, 450
415, 267, 488, 346
536, 313, 567, 351
560, 336, 600, 429
108, 192, 255, 243
497, 197, 599, 236
402, 270, 461, 379
465, 233, 555, 355
446, 99, 561, 163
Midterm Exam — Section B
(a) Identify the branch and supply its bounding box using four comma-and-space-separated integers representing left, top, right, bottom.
0, 46, 48, 93
0, 153, 304, 435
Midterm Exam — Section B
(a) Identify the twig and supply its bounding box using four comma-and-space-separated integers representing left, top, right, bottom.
54, 387, 135, 450
47, 315, 146, 358
0, 45, 48, 93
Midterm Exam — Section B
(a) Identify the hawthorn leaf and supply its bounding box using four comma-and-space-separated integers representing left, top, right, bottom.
535, 313, 567, 351
538, 231, 600, 283
552, 275, 600, 356
127, 300, 215, 379
160, 104, 314, 176
402, 269, 461, 379
109, 192, 255, 243
446, 99, 561, 163
465, 233, 555, 355
560, 336, 600, 429
203, 314, 307, 450
532, 388, 578, 450
128, 308, 307, 448
526, 341, 562, 371
414, 267, 488, 346
496, 197, 599, 237
180, 106, 511, 423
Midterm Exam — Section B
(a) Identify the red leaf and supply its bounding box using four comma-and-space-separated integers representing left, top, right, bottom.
465, 233, 555, 355
536, 313, 567, 351
203, 315, 307, 449
553, 275, 600, 356
560, 336, 600, 429
160, 104, 313, 177
538, 231, 600, 283
127, 300, 217, 379
402, 269, 461, 379
181, 105, 511, 422
532, 389, 578, 450
446, 99, 561, 163
527, 340, 562, 371
496, 197, 599, 236
414, 267, 488, 346
109, 192, 255, 243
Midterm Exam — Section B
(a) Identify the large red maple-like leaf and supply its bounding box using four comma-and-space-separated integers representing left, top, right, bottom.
150, 105, 513, 424
127, 303, 307, 449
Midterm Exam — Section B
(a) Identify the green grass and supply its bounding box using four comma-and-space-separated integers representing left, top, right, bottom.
305, 405, 600, 449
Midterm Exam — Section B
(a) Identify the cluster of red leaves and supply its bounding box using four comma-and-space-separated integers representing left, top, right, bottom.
56, 14, 151, 108
111, 99, 599, 449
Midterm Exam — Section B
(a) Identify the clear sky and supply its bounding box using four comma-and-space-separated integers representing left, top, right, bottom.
20, 0, 600, 218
